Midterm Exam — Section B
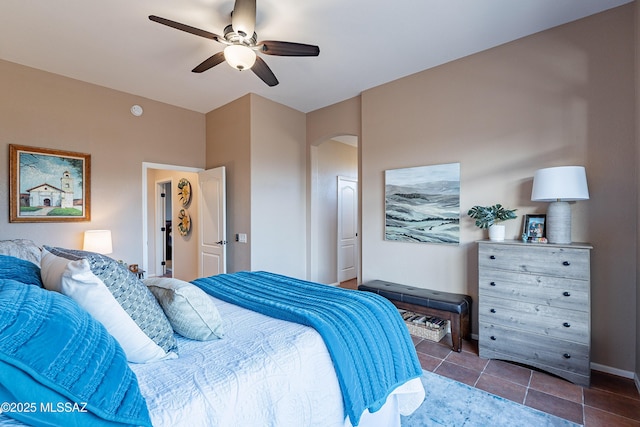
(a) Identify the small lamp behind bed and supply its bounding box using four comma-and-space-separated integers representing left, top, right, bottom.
83, 230, 113, 254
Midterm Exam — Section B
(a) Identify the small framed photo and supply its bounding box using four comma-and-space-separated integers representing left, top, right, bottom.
522, 214, 546, 242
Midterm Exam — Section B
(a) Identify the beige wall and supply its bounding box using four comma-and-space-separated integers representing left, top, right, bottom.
359, 5, 636, 372
250, 95, 307, 278
205, 94, 307, 278
205, 95, 252, 272
0, 59, 205, 265
306, 96, 362, 146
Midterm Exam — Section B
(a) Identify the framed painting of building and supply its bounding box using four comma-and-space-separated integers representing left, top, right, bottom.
9, 144, 91, 222
385, 162, 460, 244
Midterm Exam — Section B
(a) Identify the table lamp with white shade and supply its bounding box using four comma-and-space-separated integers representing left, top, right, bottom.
83, 230, 113, 254
531, 166, 589, 244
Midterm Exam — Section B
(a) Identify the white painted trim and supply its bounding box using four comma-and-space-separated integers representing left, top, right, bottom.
590, 362, 635, 379
635, 373, 640, 395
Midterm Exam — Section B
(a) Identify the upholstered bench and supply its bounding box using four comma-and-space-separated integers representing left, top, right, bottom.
358, 280, 472, 352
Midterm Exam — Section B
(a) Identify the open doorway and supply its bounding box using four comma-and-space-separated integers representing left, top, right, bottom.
156, 181, 173, 277
142, 162, 202, 279
309, 135, 359, 286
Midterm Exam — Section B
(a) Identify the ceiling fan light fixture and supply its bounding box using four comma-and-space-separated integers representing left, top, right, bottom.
224, 45, 256, 71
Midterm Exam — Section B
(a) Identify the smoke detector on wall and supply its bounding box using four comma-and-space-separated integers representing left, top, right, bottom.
131, 105, 143, 116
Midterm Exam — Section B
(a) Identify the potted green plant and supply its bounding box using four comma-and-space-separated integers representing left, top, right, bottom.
467, 204, 517, 241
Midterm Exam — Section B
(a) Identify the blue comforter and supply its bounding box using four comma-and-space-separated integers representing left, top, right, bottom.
192, 271, 423, 426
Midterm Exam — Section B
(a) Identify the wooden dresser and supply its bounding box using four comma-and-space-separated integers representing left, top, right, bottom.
477, 240, 592, 386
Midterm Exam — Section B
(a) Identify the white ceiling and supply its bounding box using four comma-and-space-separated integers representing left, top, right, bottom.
0, 0, 631, 114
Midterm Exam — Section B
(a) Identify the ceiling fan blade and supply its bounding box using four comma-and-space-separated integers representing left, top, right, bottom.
231, 0, 256, 39
259, 41, 320, 57
149, 15, 222, 42
192, 52, 226, 73
251, 57, 279, 87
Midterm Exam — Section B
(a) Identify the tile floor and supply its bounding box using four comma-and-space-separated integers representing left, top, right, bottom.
413, 335, 640, 426
340, 279, 640, 426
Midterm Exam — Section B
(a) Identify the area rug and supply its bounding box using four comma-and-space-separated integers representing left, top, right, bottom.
401, 370, 581, 427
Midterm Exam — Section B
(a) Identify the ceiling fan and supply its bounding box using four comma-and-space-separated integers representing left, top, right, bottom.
149, 0, 320, 87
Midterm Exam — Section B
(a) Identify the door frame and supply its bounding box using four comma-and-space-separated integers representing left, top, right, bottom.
141, 162, 203, 276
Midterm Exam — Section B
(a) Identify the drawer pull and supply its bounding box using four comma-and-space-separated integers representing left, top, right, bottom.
563, 291, 571, 297
489, 255, 496, 260
490, 336, 497, 341
563, 322, 571, 328
562, 261, 571, 266
490, 282, 496, 287
490, 309, 496, 314
563, 353, 571, 359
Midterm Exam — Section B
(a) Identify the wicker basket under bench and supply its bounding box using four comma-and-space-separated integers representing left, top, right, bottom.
398, 309, 447, 342
359, 280, 472, 352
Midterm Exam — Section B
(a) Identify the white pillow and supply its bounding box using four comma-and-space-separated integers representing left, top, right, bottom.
40, 247, 178, 363
144, 277, 225, 341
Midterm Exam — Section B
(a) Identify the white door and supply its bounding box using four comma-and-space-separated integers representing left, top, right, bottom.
337, 177, 358, 282
197, 167, 227, 277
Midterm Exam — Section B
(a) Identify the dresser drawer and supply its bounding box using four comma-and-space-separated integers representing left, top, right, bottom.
479, 269, 589, 311
478, 243, 590, 280
478, 295, 589, 344
479, 323, 590, 377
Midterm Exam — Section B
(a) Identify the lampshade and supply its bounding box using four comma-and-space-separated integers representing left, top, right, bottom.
531, 166, 589, 244
83, 230, 113, 254
224, 45, 256, 71
531, 166, 589, 202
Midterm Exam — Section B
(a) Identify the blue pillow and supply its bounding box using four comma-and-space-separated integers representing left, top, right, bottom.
0, 279, 152, 427
0, 254, 43, 287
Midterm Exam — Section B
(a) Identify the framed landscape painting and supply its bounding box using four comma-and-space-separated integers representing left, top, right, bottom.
385, 162, 460, 244
9, 144, 91, 222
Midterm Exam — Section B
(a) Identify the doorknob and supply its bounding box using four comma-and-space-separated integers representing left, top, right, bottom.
216, 240, 228, 245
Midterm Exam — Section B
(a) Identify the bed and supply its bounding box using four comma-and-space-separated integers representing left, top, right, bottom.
0, 239, 425, 427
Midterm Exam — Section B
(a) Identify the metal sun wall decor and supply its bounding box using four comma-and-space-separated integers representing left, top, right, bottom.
385, 162, 460, 244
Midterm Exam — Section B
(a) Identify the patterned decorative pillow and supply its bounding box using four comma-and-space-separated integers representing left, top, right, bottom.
0, 239, 41, 265
40, 246, 178, 363
0, 279, 152, 427
144, 277, 225, 341
0, 254, 43, 287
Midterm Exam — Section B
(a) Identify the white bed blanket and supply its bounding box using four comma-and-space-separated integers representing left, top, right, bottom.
130, 295, 424, 427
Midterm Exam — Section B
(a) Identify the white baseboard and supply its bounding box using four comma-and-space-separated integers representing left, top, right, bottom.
635, 373, 640, 395
590, 362, 635, 379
